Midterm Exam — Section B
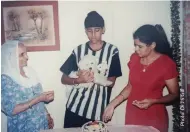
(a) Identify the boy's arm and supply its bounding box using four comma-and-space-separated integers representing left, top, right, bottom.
61, 73, 78, 85
60, 52, 78, 86
61, 71, 94, 85
107, 48, 122, 87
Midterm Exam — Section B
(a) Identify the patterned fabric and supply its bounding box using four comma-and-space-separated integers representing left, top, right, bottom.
60, 41, 122, 121
183, 1, 190, 128
1, 74, 48, 132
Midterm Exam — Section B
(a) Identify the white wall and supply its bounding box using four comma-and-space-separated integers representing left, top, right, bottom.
26, 1, 175, 131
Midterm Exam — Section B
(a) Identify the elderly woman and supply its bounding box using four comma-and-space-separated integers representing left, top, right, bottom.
1, 40, 54, 132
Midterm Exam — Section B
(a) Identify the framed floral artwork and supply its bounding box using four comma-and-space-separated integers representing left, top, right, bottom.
1, 1, 60, 51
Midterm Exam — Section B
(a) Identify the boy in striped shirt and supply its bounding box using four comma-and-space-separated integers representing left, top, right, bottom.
60, 11, 122, 128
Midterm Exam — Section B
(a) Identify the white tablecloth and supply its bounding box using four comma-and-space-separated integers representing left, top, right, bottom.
41, 125, 160, 132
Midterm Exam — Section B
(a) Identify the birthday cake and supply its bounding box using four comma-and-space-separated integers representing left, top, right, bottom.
82, 121, 107, 132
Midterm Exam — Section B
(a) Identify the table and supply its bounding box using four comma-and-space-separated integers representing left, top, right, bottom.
41, 125, 160, 132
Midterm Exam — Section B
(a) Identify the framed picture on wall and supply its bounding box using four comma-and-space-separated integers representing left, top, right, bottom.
1, 1, 60, 52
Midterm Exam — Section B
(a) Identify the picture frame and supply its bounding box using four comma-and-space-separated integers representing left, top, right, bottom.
1, 1, 60, 52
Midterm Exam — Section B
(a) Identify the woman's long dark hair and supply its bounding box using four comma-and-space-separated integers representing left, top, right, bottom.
133, 24, 173, 59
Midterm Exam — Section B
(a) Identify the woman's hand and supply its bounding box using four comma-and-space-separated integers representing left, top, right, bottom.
102, 104, 115, 123
132, 99, 156, 109
77, 70, 94, 83
47, 114, 54, 129
39, 91, 54, 103
12, 91, 54, 115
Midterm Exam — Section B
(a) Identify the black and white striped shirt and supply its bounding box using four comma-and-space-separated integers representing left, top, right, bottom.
60, 41, 122, 120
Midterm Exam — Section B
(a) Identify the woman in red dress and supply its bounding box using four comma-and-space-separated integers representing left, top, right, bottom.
103, 24, 179, 132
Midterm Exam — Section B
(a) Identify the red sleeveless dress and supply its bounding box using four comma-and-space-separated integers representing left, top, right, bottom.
125, 53, 178, 132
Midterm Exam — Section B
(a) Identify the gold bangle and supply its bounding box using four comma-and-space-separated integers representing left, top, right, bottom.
28, 103, 32, 109
73, 78, 79, 86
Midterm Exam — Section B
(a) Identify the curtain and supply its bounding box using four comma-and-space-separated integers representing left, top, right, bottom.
182, 1, 190, 132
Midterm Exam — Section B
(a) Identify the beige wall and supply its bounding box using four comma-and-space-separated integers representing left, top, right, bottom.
28, 0, 173, 130
1, 1, 182, 132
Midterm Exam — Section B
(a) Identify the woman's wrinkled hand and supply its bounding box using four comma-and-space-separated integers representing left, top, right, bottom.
77, 70, 94, 83
102, 104, 114, 123
47, 114, 54, 129
132, 99, 156, 109
39, 91, 54, 103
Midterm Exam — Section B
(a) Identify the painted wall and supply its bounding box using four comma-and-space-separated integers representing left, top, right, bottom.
2, 1, 182, 132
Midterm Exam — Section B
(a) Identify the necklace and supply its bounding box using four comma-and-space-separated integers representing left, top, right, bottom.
142, 64, 150, 72
141, 56, 159, 72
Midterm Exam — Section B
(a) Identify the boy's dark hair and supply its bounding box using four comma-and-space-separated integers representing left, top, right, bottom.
84, 11, 104, 28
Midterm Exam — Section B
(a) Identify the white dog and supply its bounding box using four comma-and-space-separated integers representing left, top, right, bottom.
69, 55, 97, 89
94, 61, 113, 86
78, 55, 98, 71
69, 55, 112, 88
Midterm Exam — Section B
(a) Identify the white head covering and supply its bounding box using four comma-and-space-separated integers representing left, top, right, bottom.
1, 40, 39, 87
